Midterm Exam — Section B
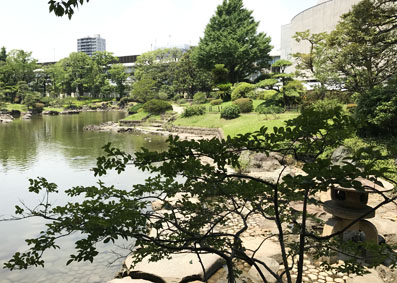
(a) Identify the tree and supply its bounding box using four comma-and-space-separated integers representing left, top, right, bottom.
293, 31, 339, 100
91, 51, 119, 98
134, 48, 183, 98
256, 60, 304, 107
48, 0, 90, 19
130, 74, 157, 103
2, 105, 396, 283
60, 52, 94, 97
172, 48, 212, 99
356, 75, 397, 136
193, 0, 272, 83
109, 64, 130, 100
0, 50, 38, 103
327, 0, 397, 94
0, 47, 6, 62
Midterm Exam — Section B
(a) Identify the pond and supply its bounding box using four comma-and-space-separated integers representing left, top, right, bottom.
0, 112, 168, 283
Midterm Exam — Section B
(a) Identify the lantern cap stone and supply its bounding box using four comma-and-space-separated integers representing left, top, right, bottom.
331, 177, 394, 193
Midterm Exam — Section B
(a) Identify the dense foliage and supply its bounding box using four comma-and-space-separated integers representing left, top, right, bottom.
181, 105, 206, 117
193, 91, 207, 104
255, 103, 284, 115
233, 98, 253, 113
220, 104, 240, 119
210, 98, 223, 106
230, 82, 255, 101
128, 103, 144, 114
142, 99, 172, 115
193, 0, 272, 83
356, 76, 397, 136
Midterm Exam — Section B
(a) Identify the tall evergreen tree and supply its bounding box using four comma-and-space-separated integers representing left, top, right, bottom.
194, 0, 272, 83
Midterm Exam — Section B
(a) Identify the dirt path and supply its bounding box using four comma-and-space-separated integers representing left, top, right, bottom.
172, 104, 184, 114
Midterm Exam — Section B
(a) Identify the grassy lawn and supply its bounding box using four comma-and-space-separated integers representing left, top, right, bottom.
173, 111, 300, 137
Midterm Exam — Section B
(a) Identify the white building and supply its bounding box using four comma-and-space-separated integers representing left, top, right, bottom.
77, 34, 106, 56
280, 0, 361, 73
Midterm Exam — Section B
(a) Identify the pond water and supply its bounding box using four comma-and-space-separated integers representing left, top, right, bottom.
0, 112, 168, 283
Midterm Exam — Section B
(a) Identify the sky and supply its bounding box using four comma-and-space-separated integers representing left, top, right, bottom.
0, 0, 317, 63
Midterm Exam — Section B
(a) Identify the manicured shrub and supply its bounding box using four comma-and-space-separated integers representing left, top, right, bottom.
128, 103, 144, 114
231, 82, 255, 101
182, 106, 206, 117
210, 99, 223, 106
220, 104, 240, 119
255, 103, 285, 114
233, 98, 253, 113
143, 99, 172, 115
193, 92, 207, 104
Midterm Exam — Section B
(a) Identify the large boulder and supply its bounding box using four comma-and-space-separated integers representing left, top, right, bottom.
241, 237, 283, 264
346, 269, 384, 283
108, 279, 151, 283
0, 114, 13, 123
123, 252, 224, 282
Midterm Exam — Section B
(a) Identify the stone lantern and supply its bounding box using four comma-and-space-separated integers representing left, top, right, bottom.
322, 177, 391, 244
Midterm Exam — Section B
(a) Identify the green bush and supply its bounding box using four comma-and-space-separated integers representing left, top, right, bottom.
40, 96, 55, 106
261, 90, 278, 101
64, 103, 80, 110
128, 103, 144, 114
193, 92, 207, 104
119, 97, 130, 108
177, 99, 186, 105
143, 99, 173, 115
233, 98, 253, 113
220, 104, 240, 119
356, 77, 397, 136
32, 102, 44, 114
210, 99, 223, 106
182, 106, 206, 117
306, 99, 343, 113
255, 103, 285, 114
231, 82, 255, 101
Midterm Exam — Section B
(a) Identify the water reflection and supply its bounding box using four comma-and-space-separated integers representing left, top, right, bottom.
0, 112, 168, 283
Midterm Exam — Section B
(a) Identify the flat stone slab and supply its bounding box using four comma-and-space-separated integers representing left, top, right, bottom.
241, 237, 282, 263
108, 279, 151, 283
125, 252, 223, 282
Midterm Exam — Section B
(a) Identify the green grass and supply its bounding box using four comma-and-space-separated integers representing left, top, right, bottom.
44, 107, 64, 112
195, 99, 266, 113
122, 111, 149, 121
173, 111, 299, 137
5, 103, 28, 112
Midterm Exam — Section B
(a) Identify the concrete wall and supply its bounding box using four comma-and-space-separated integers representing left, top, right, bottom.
280, 0, 361, 74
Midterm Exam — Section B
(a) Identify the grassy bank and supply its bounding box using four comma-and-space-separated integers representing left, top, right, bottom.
173, 112, 300, 137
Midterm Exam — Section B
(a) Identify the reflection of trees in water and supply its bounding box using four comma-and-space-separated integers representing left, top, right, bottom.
0, 119, 40, 170
0, 112, 168, 170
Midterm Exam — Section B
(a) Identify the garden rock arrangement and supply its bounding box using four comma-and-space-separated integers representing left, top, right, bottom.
0, 113, 13, 123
